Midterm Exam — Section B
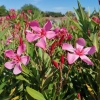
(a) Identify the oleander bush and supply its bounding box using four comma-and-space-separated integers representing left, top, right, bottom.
0, 1, 100, 100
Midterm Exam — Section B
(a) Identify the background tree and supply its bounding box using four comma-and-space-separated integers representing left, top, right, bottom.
45, 11, 64, 17
20, 4, 41, 14
65, 11, 75, 17
0, 5, 8, 16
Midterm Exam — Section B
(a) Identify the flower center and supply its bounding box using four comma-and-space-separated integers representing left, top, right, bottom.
13, 55, 21, 63
40, 29, 46, 36
75, 48, 84, 56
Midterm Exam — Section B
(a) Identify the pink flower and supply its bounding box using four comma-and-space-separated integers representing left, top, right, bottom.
77, 93, 81, 99
26, 20, 56, 49
6, 15, 11, 20
6, 36, 13, 45
4, 43, 30, 75
27, 10, 32, 13
54, 27, 72, 41
10, 9, 15, 12
54, 27, 68, 37
92, 16, 100, 24
66, 33, 72, 40
11, 14, 16, 19
62, 38, 96, 65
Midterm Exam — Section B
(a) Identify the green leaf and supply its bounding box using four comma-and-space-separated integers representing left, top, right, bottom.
74, 8, 79, 21
22, 65, 33, 76
0, 82, 6, 90
26, 42, 30, 55
93, 33, 99, 52
26, 86, 46, 100
69, 17, 82, 31
63, 93, 77, 100
16, 75, 31, 84
0, 27, 9, 39
77, 0, 85, 21
96, 69, 100, 84
0, 82, 6, 94
0, 65, 4, 74
38, 48, 42, 60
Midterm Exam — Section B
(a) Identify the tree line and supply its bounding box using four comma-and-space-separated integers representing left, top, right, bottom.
0, 4, 89, 17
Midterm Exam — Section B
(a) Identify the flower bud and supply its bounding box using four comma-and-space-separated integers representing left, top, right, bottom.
52, 60, 59, 69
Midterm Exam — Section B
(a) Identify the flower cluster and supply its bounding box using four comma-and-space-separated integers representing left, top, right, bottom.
4, 20, 96, 75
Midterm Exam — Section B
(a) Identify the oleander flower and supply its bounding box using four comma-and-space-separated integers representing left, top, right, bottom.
4, 41, 30, 75
26, 20, 56, 49
62, 38, 96, 65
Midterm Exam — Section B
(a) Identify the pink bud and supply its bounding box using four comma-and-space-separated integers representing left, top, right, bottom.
52, 60, 59, 69
60, 55, 64, 64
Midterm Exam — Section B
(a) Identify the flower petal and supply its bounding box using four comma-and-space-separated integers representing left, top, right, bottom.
21, 56, 30, 65
62, 43, 74, 52
29, 20, 40, 27
4, 61, 15, 69
17, 44, 26, 56
13, 64, 22, 75
67, 53, 79, 64
29, 21, 41, 32
76, 38, 86, 50
80, 55, 94, 65
54, 27, 60, 33
5, 50, 15, 58
25, 30, 33, 34
35, 37, 46, 49
31, 26, 41, 33
83, 46, 96, 55
43, 20, 52, 31
46, 31, 56, 39
26, 33, 40, 42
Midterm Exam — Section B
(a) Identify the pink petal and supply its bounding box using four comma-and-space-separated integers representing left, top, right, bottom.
25, 30, 33, 34
43, 20, 52, 31
5, 50, 15, 58
83, 46, 96, 55
54, 27, 60, 33
35, 37, 46, 49
21, 56, 30, 65
29, 20, 40, 27
31, 26, 41, 33
80, 55, 94, 65
76, 38, 86, 50
26, 33, 40, 42
46, 31, 56, 39
62, 43, 75, 52
4, 61, 15, 69
67, 53, 79, 64
13, 64, 22, 75
17, 44, 26, 56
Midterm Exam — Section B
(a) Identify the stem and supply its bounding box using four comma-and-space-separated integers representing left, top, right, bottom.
55, 63, 63, 96
62, 64, 73, 86
66, 65, 72, 80
34, 47, 41, 70
59, 63, 63, 91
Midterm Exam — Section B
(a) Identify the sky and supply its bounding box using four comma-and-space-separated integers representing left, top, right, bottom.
0, 0, 100, 14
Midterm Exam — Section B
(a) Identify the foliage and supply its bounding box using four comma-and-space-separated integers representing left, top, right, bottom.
65, 11, 75, 17
44, 11, 64, 17
19, 4, 41, 14
0, 1, 100, 100
0, 5, 8, 16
